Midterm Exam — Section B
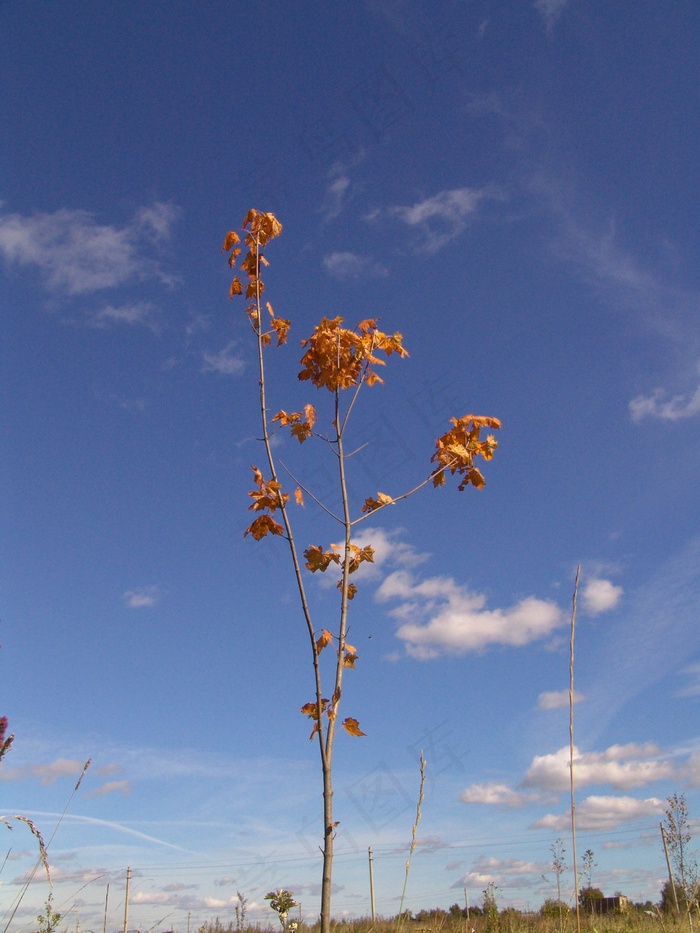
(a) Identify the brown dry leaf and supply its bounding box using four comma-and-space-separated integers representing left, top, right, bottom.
222, 231, 240, 251
244, 515, 284, 540
304, 545, 341, 573
294, 487, 304, 507
342, 718, 366, 737
315, 629, 334, 654
343, 644, 358, 668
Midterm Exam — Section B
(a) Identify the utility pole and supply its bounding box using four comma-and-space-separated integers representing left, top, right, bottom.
660, 823, 680, 914
368, 847, 376, 923
103, 884, 110, 933
123, 867, 131, 933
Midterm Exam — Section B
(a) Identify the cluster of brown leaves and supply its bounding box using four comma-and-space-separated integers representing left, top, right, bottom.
244, 465, 288, 540
300, 697, 365, 740
304, 542, 375, 600
272, 404, 317, 443
361, 491, 396, 514
299, 317, 408, 391
431, 414, 501, 490
315, 629, 358, 667
222, 210, 290, 345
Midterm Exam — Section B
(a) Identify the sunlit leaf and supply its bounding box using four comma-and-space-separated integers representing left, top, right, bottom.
222, 231, 240, 251
244, 515, 284, 540
342, 718, 366, 737
316, 629, 334, 654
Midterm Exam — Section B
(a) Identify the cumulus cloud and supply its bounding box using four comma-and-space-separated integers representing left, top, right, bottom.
384, 186, 502, 252
460, 782, 541, 809
532, 794, 665, 830
376, 571, 562, 658
630, 384, 700, 422
523, 743, 675, 791
323, 251, 388, 279
202, 341, 246, 376
537, 689, 586, 710
123, 586, 160, 609
582, 577, 623, 615
0, 202, 179, 294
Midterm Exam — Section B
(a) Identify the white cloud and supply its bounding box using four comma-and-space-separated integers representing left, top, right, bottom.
123, 586, 160, 608
89, 302, 160, 331
676, 663, 700, 698
460, 782, 540, 809
323, 251, 388, 280
582, 577, 623, 615
385, 186, 502, 252
630, 384, 700, 422
472, 855, 549, 877
376, 571, 562, 657
0, 202, 179, 294
532, 794, 665, 831
202, 341, 246, 376
89, 779, 132, 797
535, 0, 568, 33
31, 758, 86, 785
320, 174, 351, 222
522, 743, 675, 791
353, 526, 427, 575
537, 689, 586, 710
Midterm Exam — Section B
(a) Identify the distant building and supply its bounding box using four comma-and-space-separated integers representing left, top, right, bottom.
582, 895, 629, 914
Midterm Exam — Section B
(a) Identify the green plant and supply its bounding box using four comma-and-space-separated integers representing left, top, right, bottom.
266, 889, 298, 930
223, 210, 500, 933
662, 794, 698, 915
235, 891, 248, 932
581, 850, 597, 890
483, 883, 500, 933
35, 894, 61, 933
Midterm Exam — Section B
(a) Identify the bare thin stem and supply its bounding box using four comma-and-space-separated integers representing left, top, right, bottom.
278, 459, 342, 523
569, 567, 581, 933
397, 752, 427, 932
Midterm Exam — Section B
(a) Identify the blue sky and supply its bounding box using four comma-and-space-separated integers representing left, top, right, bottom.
2, 0, 700, 929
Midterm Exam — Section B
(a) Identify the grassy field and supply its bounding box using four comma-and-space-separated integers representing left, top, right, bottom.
197, 909, 698, 933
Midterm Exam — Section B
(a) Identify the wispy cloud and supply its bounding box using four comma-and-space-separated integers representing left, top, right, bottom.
123, 585, 160, 608
676, 663, 700, 699
522, 743, 675, 791
88, 302, 161, 332
630, 383, 700, 422
537, 689, 586, 710
31, 758, 87, 785
21, 812, 187, 850
380, 186, 502, 253
88, 779, 132, 797
202, 340, 246, 376
323, 251, 388, 280
534, 0, 568, 34
376, 571, 562, 658
320, 174, 351, 222
582, 577, 623, 615
536, 181, 700, 416
532, 794, 665, 831
0, 202, 180, 295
